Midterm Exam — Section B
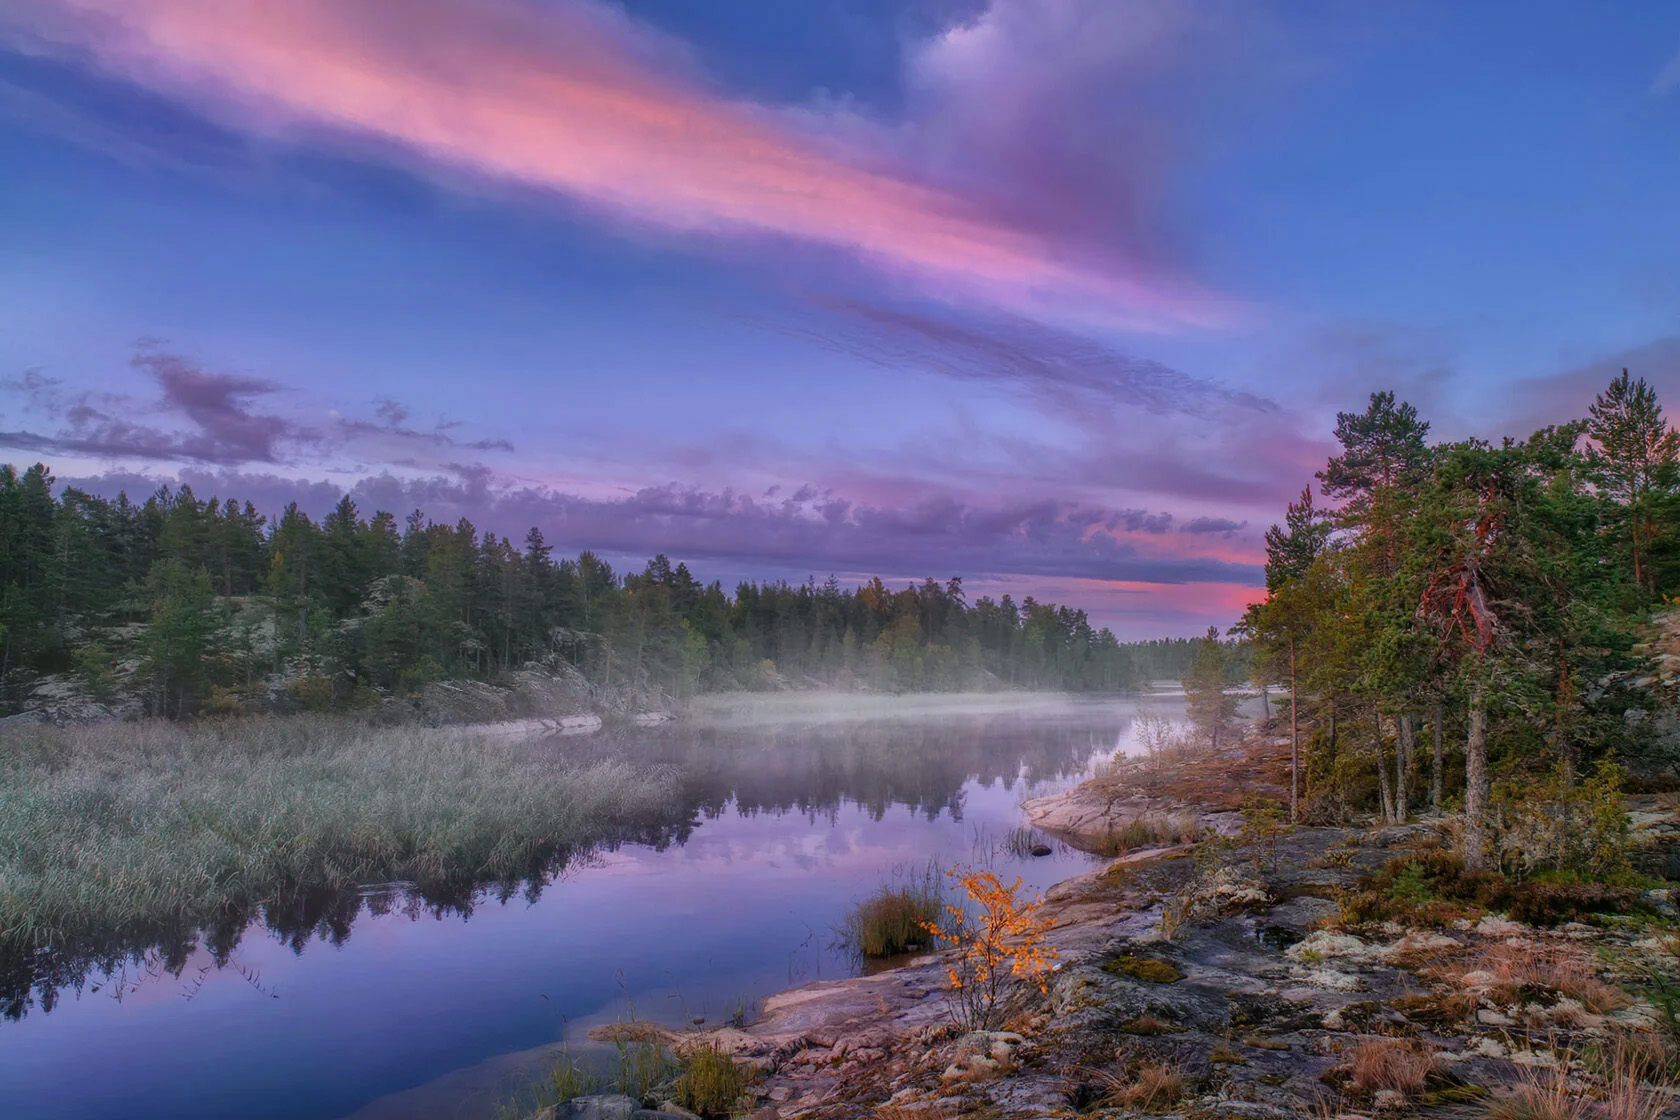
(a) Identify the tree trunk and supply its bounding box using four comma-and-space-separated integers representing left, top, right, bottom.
1288, 633, 1300, 824
1395, 714, 1414, 823
1463, 691, 1488, 872
1373, 709, 1396, 825
1431, 700, 1444, 814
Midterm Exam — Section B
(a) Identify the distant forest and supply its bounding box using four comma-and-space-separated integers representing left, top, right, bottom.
0, 465, 1224, 716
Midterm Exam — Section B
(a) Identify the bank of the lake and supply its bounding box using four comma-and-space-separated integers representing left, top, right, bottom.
596, 726, 1680, 1120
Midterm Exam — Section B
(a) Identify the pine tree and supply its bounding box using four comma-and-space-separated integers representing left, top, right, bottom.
1586, 369, 1679, 595
1183, 626, 1239, 750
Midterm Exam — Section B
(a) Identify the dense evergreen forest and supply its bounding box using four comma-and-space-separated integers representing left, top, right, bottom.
0, 469, 1218, 716
1238, 370, 1680, 874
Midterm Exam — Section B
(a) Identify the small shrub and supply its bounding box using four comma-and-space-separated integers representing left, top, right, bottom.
1240, 798, 1292, 871
1489, 764, 1633, 882
919, 867, 1058, 1031
203, 685, 248, 717
675, 1044, 745, 1117
1338, 850, 1656, 930
291, 675, 338, 711
73, 642, 120, 702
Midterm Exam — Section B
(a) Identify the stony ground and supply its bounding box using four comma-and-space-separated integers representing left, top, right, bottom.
577, 738, 1680, 1120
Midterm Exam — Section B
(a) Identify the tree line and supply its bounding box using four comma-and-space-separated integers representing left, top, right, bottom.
1237, 370, 1678, 873
0, 466, 1169, 715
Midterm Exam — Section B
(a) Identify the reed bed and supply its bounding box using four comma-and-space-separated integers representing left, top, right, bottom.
0, 716, 679, 950
838, 868, 945, 958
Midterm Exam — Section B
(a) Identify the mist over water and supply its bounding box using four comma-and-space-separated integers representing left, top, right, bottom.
3, 691, 1192, 1120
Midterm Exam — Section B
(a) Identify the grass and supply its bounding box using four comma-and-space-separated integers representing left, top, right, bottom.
1487, 1069, 1593, 1120
839, 870, 944, 958
1098, 1062, 1184, 1112
495, 1049, 601, 1119
674, 1044, 746, 1117
1411, 942, 1632, 1017
1479, 944, 1632, 1014
1347, 1038, 1438, 1097
614, 1038, 675, 1101
1092, 813, 1204, 858
0, 716, 681, 957
1000, 826, 1052, 859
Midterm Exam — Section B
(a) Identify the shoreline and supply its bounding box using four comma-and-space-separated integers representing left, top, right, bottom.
533, 729, 1680, 1120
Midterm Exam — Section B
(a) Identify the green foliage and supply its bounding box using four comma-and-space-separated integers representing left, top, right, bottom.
674, 1044, 747, 1117
72, 642, 118, 703
614, 1038, 674, 1102
1336, 849, 1663, 929
1240, 370, 1675, 871
1240, 798, 1293, 872
1489, 763, 1634, 881
0, 462, 1168, 716
1183, 626, 1240, 748
839, 874, 944, 958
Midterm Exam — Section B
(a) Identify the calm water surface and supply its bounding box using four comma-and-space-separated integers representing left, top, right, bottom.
4, 693, 1190, 1120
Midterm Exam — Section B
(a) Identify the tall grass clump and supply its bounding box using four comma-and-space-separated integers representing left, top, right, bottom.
495, 1050, 600, 1120
1095, 813, 1204, 857
675, 1044, 747, 1116
839, 869, 944, 958
0, 716, 681, 955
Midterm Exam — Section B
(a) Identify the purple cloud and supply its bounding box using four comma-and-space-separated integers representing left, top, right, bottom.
767, 297, 1274, 419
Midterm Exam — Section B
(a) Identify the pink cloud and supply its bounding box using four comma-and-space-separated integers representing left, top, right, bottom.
4, 0, 1231, 330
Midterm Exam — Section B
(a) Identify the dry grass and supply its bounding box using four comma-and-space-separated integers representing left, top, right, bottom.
1486, 1040, 1671, 1120
1392, 990, 1483, 1026
1488, 1070, 1593, 1120
1098, 1063, 1185, 1112
1348, 1038, 1438, 1096
1479, 944, 1632, 1014
1602, 1035, 1671, 1120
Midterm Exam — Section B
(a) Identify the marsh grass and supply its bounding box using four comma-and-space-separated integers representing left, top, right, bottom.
675, 1043, 747, 1116
838, 868, 945, 958
0, 716, 680, 955
614, 1038, 675, 1100
496, 1049, 601, 1119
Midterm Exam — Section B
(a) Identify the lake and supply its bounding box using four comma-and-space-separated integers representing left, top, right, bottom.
2, 691, 1193, 1120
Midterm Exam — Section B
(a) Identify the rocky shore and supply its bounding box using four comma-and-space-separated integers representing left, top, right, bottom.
544, 732, 1680, 1120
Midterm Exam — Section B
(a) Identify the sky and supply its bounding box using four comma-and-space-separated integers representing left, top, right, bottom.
1, 1, 1677, 637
